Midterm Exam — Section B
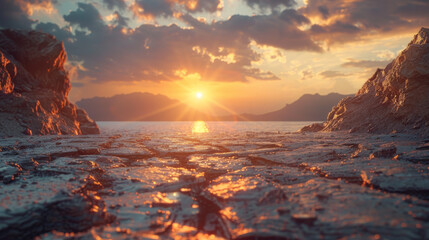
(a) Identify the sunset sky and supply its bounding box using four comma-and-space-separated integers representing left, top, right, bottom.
1, 0, 428, 114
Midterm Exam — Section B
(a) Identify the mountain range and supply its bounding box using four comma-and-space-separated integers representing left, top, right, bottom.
76, 92, 352, 121
222, 93, 353, 121
76, 92, 210, 121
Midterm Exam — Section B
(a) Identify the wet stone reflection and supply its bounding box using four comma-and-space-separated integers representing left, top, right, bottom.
0, 122, 429, 239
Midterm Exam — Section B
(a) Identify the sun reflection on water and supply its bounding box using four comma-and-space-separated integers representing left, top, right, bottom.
192, 121, 209, 134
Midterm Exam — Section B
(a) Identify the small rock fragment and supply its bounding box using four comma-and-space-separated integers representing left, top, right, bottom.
292, 213, 317, 225
277, 207, 290, 215
24, 128, 32, 136
258, 189, 287, 205
369, 145, 397, 159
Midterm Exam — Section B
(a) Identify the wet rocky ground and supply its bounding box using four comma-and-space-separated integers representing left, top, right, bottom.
1, 122, 429, 239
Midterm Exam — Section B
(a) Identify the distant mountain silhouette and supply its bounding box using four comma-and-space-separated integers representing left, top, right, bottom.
77, 92, 352, 121
231, 93, 353, 121
76, 92, 210, 121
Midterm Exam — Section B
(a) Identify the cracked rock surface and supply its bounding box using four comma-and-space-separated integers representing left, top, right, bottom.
0, 122, 428, 239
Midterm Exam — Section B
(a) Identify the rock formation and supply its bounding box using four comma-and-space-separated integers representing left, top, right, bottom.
301, 27, 429, 135
0, 29, 99, 136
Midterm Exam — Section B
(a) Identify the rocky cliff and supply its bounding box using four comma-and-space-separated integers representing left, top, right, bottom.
0, 29, 99, 136
301, 27, 429, 135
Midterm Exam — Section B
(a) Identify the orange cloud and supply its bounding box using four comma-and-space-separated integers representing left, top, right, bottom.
131, 0, 223, 20
16, 0, 55, 16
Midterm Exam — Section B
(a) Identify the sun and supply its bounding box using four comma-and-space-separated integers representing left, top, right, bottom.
196, 92, 203, 99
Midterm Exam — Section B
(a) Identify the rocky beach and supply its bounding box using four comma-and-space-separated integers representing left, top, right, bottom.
1, 123, 429, 239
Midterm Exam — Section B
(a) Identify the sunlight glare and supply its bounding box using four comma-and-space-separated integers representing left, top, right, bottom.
196, 92, 203, 99
192, 121, 209, 134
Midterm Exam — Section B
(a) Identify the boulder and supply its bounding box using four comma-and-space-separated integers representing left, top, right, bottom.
301, 27, 429, 135
0, 29, 99, 136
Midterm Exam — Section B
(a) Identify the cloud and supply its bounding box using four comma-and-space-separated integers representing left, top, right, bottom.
35, 22, 73, 41
244, 0, 296, 11
56, 5, 261, 82
131, 0, 173, 19
131, 0, 223, 20
375, 50, 395, 60
207, 10, 321, 52
63, 3, 106, 32
0, 0, 34, 30
111, 11, 129, 27
301, 69, 313, 80
300, 0, 429, 45
5, 0, 424, 89
279, 9, 310, 25
102, 0, 127, 10
35, 3, 321, 85
0, 0, 58, 30
187, 0, 223, 13
319, 70, 349, 78
341, 59, 392, 69
17, 0, 57, 16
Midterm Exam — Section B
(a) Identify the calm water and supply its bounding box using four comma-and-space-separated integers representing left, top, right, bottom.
97, 121, 317, 135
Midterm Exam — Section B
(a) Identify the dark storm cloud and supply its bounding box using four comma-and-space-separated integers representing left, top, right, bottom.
102, 0, 127, 10
300, 0, 429, 44
131, 0, 223, 19
244, 0, 296, 10
341, 59, 392, 69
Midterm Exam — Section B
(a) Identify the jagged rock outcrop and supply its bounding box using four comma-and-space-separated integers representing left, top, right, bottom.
301, 27, 429, 135
0, 29, 99, 136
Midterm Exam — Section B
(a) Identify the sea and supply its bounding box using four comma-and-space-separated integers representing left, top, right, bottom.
97, 121, 316, 135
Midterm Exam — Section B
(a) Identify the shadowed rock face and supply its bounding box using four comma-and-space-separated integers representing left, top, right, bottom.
0, 29, 99, 136
302, 27, 429, 135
